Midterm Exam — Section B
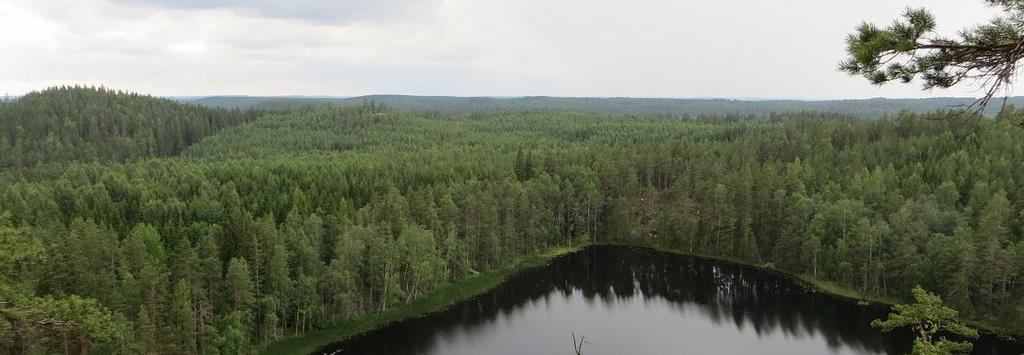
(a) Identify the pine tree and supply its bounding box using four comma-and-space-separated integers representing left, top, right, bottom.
225, 258, 255, 313
134, 306, 157, 354
973, 191, 1014, 314
873, 286, 978, 355
167, 280, 197, 354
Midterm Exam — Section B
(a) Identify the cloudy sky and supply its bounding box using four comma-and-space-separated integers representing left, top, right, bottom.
0, 0, 1009, 98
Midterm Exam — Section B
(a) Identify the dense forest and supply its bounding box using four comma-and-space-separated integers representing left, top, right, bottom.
0, 87, 260, 168
2, 87, 1024, 354
182, 94, 1024, 117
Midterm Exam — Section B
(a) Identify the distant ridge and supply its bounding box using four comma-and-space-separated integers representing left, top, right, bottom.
0, 86, 259, 167
176, 95, 1024, 117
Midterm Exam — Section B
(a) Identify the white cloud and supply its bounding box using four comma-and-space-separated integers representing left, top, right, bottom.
0, 0, 1011, 98
110, 0, 440, 23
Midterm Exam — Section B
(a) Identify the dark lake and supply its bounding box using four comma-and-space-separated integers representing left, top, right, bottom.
319, 245, 1023, 355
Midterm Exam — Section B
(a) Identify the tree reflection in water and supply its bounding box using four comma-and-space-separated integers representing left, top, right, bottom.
321, 246, 1022, 355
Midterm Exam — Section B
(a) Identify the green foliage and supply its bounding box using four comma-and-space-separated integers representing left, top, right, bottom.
167, 280, 197, 354
184, 94, 1024, 117
872, 286, 978, 355
0, 212, 45, 290
226, 258, 255, 313
134, 306, 157, 354
4, 90, 1024, 353
0, 86, 260, 168
0, 285, 131, 354
841, 2, 1024, 106
216, 311, 251, 354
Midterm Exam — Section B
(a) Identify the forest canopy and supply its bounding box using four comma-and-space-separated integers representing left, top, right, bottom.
0, 86, 260, 168
1, 88, 1023, 353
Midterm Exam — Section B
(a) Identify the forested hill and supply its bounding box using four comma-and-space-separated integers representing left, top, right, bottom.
0, 86, 260, 168
181, 94, 1024, 117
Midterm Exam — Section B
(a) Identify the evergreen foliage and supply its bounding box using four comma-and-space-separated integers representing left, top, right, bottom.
2, 88, 1024, 353
872, 285, 978, 355
841, 1, 1024, 108
0, 86, 260, 168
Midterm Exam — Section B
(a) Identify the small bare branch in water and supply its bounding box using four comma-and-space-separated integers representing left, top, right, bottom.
571, 332, 588, 355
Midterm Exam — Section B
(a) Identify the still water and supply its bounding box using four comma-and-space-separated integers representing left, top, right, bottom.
321, 245, 1022, 355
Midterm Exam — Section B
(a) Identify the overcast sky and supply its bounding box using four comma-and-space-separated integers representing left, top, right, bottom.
0, 0, 1010, 98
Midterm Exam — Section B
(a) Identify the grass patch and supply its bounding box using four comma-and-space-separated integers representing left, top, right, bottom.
794, 274, 897, 305
259, 244, 586, 355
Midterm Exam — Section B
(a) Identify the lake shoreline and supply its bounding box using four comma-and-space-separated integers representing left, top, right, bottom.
619, 241, 1024, 341
258, 244, 588, 355
262, 241, 1019, 355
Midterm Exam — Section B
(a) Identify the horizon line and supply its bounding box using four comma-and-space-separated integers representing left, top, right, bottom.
161, 94, 1011, 102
